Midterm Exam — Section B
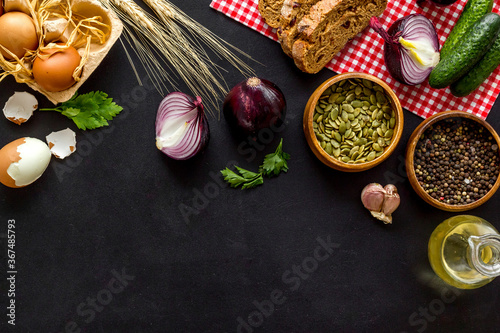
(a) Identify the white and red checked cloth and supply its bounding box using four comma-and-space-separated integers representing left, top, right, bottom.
210, 0, 500, 120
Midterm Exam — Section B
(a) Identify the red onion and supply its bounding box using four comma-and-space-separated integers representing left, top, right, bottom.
370, 15, 440, 85
417, 0, 459, 6
223, 77, 286, 136
155, 92, 210, 160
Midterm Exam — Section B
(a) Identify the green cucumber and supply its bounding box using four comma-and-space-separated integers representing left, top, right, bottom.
440, 0, 494, 60
428, 13, 500, 89
450, 34, 500, 97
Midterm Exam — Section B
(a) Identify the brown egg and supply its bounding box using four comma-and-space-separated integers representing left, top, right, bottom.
0, 137, 51, 188
0, 12, 38, 60
32, 46, 81, 92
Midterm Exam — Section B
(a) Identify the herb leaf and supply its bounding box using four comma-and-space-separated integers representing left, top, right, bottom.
220, 139, 290, 190
260, 138, 290, 177
220, 167, 264, 189
40, 91, 123, 130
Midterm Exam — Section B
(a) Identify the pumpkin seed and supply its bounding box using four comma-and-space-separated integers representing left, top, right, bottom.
373, 143, 382, 152
330, 108, 339, 120
341, 111, 349, 122
377, 111, 384, 121
376, 91, 387, 104
336, 95, 346, 104
362, 79, 373, 89
377, 137, 386, 148
351, 100, 362, 108
350, 146, 359, 156
367, 151, 376, 161
329, 93, 340, 104
346, 93, 355, 103
339, 122, 346, 135
341, 148, 350, 155
325, 143, 333, 155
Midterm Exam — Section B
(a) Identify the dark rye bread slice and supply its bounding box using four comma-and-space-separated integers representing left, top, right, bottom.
277, 0, 323, 56
258, 0, 286, 28
292, 0, 387, 73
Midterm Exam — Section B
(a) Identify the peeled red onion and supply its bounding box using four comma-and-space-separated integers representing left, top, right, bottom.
155, 92, 210, 160
223, 77, 286, 136
370, 15, 440, 85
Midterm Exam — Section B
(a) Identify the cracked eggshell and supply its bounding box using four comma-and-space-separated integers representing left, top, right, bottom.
43, 17, 72, 44
46, 128, 76, 159
3, 91, 38, 125
0, 137, 51, 188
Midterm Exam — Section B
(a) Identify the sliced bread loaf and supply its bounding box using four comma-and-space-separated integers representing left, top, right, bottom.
258, 0, 286, 28
277, 0, 323, 56
292, 0, 386, 73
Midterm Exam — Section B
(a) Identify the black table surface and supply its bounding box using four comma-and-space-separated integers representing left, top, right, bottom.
2, 1, 500, 332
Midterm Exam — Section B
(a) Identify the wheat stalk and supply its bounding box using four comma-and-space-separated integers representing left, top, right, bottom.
143, 0, 256, 78
99, 0, 256, 116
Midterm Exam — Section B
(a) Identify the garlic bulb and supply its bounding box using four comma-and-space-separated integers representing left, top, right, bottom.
361, 183, 400, 224
361, 183, 386, 212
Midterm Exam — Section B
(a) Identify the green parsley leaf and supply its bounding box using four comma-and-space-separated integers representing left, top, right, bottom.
260, 138, 290, 177
220, 139, 290, 190
220, 167, 264, 189
40, 91, 123, 130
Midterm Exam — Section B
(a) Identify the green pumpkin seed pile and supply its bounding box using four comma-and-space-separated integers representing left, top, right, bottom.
312, 78, 397, 164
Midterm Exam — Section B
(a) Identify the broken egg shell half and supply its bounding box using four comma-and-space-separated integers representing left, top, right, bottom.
0, 137, 51, 188
46, 128, 76, 159
3, 91, 38, 125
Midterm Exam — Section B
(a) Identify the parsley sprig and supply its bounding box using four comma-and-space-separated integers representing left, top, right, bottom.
40, 91, 123, 130
221, 139, 290, 189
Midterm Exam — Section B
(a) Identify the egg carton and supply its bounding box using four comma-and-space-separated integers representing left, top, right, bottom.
25, 0, 123, 105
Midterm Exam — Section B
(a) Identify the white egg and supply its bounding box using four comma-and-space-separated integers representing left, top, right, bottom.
0, 137, 52, 188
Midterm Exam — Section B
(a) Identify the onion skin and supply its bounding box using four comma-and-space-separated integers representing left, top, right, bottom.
223, 77, 286, 136
384, 17, 407, 84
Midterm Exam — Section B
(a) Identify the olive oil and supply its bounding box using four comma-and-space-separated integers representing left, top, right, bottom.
428, 215, 499, 289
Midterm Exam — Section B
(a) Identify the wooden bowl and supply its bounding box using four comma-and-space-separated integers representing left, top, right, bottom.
406, 111, 500, 212
303, 72, 404, 172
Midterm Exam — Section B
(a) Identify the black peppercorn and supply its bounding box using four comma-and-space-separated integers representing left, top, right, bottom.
414, 118, 500, 205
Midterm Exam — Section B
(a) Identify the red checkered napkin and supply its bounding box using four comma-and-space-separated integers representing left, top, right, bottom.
210, 0, 500, 120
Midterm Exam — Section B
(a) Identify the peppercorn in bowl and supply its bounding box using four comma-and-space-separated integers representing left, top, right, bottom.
303, 72, 404, 172
406, 111, 500, 212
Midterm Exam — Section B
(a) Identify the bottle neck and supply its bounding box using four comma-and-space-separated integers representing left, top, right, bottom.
468, 234, 500, 278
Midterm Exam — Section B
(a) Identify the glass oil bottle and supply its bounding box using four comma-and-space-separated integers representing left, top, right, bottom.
428, 215, 500, 289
